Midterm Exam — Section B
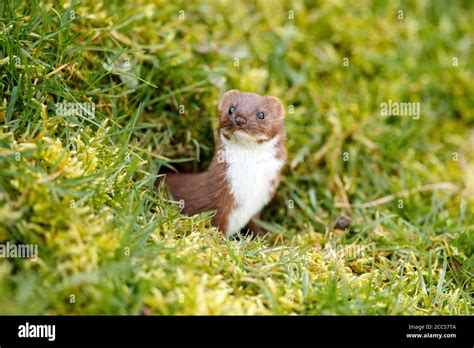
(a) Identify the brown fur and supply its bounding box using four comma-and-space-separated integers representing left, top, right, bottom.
164, 135, 234, 232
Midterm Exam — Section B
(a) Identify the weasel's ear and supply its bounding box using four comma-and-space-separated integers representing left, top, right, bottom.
266, 96, 285, 118
218, 89, 240, 112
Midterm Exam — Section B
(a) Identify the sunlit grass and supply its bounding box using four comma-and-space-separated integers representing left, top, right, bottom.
0, 0, 472, 315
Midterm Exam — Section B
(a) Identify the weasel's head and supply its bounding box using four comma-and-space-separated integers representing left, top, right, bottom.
218, 90, 285, 145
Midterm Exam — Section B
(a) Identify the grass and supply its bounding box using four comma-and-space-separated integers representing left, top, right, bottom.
0, 0, 473, 315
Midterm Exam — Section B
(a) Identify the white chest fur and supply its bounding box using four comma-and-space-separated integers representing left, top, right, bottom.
221, 132, 283, 236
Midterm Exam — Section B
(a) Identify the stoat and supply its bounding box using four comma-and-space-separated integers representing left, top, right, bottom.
162, 89, 286, 236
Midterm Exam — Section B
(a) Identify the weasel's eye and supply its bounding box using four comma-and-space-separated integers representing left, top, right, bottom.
228, 107, 236, 114
257, 112, 265, 120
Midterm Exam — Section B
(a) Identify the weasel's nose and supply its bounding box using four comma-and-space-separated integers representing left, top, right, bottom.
234, 116, 247, 126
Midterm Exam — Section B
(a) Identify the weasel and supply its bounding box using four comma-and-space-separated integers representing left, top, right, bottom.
162, 90, 286, 237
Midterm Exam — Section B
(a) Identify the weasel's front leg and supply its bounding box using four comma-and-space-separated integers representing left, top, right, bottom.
244, 214, 268, 237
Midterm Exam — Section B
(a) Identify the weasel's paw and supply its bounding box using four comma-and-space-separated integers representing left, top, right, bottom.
245, 220, 269, 237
